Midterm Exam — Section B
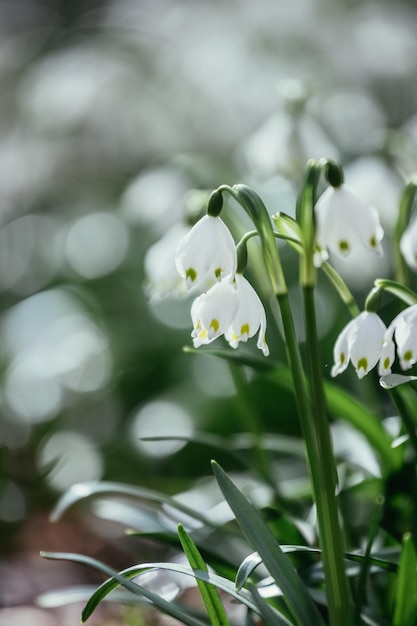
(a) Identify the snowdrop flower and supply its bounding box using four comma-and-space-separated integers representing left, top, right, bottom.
383, 304, 417, 370
331, 311, 394, 379
190, 273, 269, 356
191, 278, 238, 347
225, 274, 269, 356
400, 215, 417, 271
314, 185, 384, 266
175, 215, 237, 290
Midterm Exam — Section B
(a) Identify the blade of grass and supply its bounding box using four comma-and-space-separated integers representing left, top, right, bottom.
40, 551, 205, 626
211, 462, 325, 626
247, 583, 294, 626
177, 524, 231, 626
393, 533, 417, 626
40, 552, 265, 620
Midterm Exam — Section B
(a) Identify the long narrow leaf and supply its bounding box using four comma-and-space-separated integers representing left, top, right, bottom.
178, 524, 230, 626
40, 552, 264, 619
247, 583, 294, 626
211, 462, 325, 626
393, 533, 417, 626
236, 545, 397, 591
40, 551, 205, 626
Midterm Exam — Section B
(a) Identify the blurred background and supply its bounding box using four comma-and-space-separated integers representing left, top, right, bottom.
2, 0, 417, 623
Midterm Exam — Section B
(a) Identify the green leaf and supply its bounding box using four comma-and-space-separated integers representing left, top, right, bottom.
40, 551, 205, 626
379, 374, 417, 389
178, 524, 231, 626
211, 462, 325, 626
236, 545, 397, 592
393, 533, 417, 626
247, 583, 294, 626
40, 552, 264, 620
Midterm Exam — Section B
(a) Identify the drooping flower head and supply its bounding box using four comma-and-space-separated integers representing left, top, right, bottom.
314, 184, 384, 266
175, 215, 237, 290
225, 274, 269, 356
383, 304, 417, 370
191, 278, 237, 347
190, 273, 269, 356
331, 311, 394, 379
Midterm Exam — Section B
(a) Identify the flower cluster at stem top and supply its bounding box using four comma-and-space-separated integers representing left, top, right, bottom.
175, 214, 269, 356
171, 171, 417, 378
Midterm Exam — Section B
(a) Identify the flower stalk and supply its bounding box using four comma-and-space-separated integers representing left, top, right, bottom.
217, 180, 351, 625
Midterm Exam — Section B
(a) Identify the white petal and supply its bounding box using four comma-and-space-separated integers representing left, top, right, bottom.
175, 215, 237, 290
378, 339, 395, 376
315, 185, 383, 260
224, 274, 269, 356
331, 317, 356, 377
190, 278, 237, 347
348, 312, 386, 378
385, 304, 417, 370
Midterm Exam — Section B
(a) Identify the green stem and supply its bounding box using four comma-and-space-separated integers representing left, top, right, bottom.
321, 262, 361, 318
217, 182, 350, 622
302, 286, 351, 625
394, 181, 417, 286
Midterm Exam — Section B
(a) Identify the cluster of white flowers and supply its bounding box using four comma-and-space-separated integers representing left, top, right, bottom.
166, 177, 417, 376
331, 306, 417, 379
318, 182, 417, 380
175, 215, 269, 356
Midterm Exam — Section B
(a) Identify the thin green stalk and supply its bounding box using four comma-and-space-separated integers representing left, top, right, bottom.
302, 286, 351, 625
218, 182, 350, 623
394, 181, 417, 286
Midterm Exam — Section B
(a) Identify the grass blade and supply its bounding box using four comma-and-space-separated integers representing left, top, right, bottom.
40, 551, 205, 626
393, 532, 417, 626
178, 524, 230, 626
211, 462, 325, 626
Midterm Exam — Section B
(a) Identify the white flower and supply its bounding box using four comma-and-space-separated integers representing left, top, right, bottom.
225, 274, 269, 356
175, 215, 237, 290
331, 311, 394, 379
190, 273, 269, 356
314, 185, 384, 266
400, 215, 417, 271
384, 304, 417, 370
191, 278, 238, 347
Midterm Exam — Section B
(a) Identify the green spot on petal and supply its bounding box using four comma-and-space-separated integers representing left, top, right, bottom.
210, 319, 220, 333
338, 240, 350, 253
404, 350, 413, 364
369, 235, 377, 249
185, 267, 197, 283
383, 356, 391, 370
357, 357, 368, 373
240, 323, 250, 336
214, 268, 222, 279
340, 352, 345, 365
